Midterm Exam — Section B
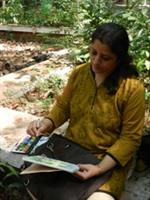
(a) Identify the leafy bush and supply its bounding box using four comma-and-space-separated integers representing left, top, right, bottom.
0, 162, 19, 188
77, 0, 115, 42
74, 0, 150, 74
70, 0, 115, 64
0, 0, 78, 27
0, 0, 24, 24
0, 161, 30, 200
112, 0, 150, 73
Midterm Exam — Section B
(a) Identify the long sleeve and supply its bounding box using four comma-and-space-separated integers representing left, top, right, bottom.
46, 67, 78, 128
107, 80, 145, 166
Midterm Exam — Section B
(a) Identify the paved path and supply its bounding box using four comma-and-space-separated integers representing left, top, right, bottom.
121, 168, 150, 200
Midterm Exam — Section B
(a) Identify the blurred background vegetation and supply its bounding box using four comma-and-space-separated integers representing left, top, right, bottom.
0, 0, 149, 74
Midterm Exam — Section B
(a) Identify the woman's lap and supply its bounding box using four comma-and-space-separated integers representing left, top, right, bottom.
27, 190, 115, 200
26, 164, 131, 200
87, 191, 115, 200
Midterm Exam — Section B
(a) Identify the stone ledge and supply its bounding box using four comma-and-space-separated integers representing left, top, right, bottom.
0, 106, 38, 151
0, 25, 72, 35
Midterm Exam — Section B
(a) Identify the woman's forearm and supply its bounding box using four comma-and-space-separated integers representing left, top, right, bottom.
97, 154, 117, 174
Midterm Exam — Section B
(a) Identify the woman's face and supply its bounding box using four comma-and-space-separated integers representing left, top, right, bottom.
90, 39, 118, 76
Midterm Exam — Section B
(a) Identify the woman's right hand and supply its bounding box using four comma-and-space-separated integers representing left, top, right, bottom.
27, 118, 54, 137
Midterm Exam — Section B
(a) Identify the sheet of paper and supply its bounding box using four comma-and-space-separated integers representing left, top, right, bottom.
22, 155, 79, 173
20, 163, 59, 174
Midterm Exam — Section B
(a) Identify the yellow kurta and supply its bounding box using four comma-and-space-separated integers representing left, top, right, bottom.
47, 63, 145, 199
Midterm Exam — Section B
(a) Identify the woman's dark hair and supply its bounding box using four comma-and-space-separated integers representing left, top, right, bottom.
91, 22, 139, 94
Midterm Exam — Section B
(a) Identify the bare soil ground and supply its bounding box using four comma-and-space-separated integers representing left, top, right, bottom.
0, 39, 71, 117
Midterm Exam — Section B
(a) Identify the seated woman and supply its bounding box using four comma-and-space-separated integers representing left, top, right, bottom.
27, 22, 145, 200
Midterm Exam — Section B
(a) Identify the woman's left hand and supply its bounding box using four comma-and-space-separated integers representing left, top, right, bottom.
74, 164, 102, 180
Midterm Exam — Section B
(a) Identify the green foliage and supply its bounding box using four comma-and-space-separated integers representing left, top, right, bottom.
22, 0, 53, 26
145, 89, 150, 103
0, 161, 20, 189
0, 0, 78, 27
0, 0, 24, 24
144, 76, 150, 103
0, 161, 30, 199
24, 75, 64, 110
73, 0, 150, 74
36, 75, 63, 93
112, 0, 150, 73
47, 0, 78, 27
69, 46, 90, 64
39, 35, 74, 49
36, 97, 52, 109
77, 0, 115, 42
71, 0, 115, 64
